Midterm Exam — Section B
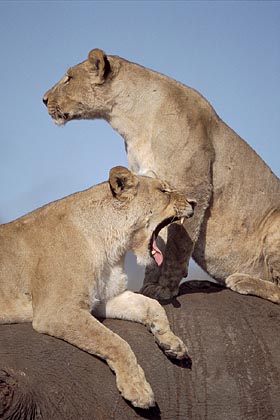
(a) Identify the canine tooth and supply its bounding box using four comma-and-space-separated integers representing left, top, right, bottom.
180, 217, 185, 224
151, 250, 156, 255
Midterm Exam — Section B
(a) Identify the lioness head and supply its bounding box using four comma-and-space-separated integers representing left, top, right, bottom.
110, 166, 196, 267
43, 49, 114, 125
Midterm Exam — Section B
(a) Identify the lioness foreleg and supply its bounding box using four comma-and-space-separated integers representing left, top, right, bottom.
32, 307, 155, 408
0, 299, 32, 324
94, 291, 189, 359
141, 223, 193, 300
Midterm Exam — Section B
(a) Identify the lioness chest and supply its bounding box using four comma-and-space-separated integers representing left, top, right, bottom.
90, 260, 128, 309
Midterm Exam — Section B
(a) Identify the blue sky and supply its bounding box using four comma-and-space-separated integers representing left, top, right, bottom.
1, 1, 279, 285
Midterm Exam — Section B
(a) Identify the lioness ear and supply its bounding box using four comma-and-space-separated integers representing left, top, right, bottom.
109, 166, 139, 201
87, 48, 110, 84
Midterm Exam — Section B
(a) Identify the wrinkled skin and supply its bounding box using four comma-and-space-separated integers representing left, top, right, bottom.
43, 49, 280, 304
0, 166, 195, 408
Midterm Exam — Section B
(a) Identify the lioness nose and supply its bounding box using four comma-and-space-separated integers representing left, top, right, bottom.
42, 95, 48, 106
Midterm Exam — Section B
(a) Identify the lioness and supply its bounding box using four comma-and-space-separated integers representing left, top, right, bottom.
0, 166, 195, 408
43, 49, 280, 304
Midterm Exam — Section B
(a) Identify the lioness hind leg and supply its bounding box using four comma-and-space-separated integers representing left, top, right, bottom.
225, 273, 280, 304
94, 291, 189, 360
32, 307, 155, 409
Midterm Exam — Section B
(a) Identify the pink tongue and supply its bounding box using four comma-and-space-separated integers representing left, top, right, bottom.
152, 238, 163, 266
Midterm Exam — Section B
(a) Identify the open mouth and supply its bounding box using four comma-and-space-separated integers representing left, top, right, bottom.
149, 216, 185, 266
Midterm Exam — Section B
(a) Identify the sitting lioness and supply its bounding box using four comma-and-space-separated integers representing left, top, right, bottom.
43, 49, 280, 304
0, 166, 195, 408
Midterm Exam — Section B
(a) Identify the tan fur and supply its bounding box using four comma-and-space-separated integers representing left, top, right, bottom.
43, 49, 280, 304
0, 166, 195, 408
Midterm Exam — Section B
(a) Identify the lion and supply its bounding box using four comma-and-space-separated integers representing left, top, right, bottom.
0, 166, 196, 408
43, 48, 280, 304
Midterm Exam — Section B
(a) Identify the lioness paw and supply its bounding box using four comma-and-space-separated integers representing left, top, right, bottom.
116, 365, 155, 409
127, 381, 155, 409
156, 333, 189, 360
226, 273, 257, 295
226, 273, 280, 304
